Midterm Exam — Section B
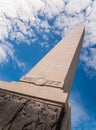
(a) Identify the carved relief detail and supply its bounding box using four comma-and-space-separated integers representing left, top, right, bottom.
0, 90, 64, 130
21, 76, 63, 88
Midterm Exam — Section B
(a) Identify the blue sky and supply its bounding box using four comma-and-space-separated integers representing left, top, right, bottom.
0, 0, 96, 129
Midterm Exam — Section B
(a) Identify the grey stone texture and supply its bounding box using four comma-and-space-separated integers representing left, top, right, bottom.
0, 90, 64, 130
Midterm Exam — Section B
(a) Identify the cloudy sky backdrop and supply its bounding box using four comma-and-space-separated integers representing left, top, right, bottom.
0, 0, 96, 129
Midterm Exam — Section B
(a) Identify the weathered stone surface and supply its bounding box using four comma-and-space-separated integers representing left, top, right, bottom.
0, 90, 64, 130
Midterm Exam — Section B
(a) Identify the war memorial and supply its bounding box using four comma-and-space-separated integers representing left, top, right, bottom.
0, 26, 84, 130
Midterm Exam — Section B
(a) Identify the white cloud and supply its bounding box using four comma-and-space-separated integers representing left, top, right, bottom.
0, 43, 14, 64
54, 1, 96, 75
0, 0, 66, 67
40, 0, 65, 19
65, 0, 91, 15
80, 47, 96, 77
0, 0, 17, 17
70, 92, 89, 128
70, 91, 96, 129
0, 42, 25, 70
0, 0, 65, 43
0, 0, 96, 74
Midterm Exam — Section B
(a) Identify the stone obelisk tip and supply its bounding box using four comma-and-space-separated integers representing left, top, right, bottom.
21, 25, 85, 94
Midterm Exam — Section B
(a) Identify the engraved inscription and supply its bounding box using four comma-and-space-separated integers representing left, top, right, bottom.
21, 76, 63, 88
35, 77, 47, 86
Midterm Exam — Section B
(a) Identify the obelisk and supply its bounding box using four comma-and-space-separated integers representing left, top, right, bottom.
0, 26, 85, 130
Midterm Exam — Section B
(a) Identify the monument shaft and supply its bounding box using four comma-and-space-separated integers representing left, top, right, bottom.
0, 26, 85, 130
21, 26, 84, 94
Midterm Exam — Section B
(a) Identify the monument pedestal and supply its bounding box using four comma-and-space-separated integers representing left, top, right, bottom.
0, 89, 65, 130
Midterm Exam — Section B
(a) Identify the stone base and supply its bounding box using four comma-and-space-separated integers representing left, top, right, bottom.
0, 89, 65, 130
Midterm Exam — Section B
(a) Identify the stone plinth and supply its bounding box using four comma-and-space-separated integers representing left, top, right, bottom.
0, 89, 64, 130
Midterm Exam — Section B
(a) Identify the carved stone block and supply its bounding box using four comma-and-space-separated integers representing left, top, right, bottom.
21, 76, 63, 88
0, 89, 64, 130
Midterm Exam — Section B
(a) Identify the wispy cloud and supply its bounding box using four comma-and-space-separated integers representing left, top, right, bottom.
0, 0, 96, 74
0, 42, 14, 64
0, 41, 25, 70
70, 90, 96, 129
70, 92, 89, 129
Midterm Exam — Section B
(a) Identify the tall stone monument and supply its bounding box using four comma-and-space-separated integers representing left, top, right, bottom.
0, 26, 84, 130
